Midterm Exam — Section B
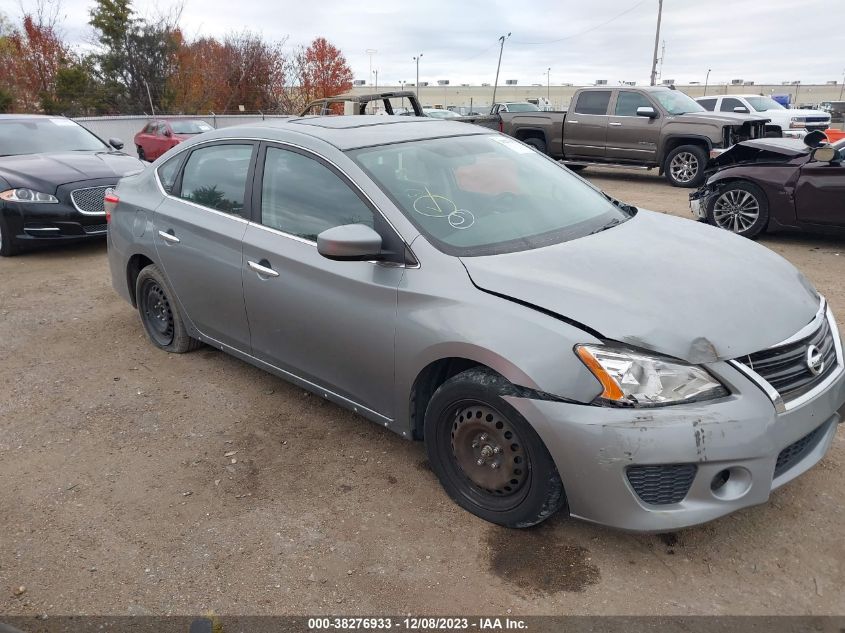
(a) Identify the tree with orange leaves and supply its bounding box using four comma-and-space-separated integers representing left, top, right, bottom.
297, 37, 353, 104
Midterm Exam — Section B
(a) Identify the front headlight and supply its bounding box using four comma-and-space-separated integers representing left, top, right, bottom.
0, 188, 58, 203
789, 117, 807, 129
575, 344, 728, 407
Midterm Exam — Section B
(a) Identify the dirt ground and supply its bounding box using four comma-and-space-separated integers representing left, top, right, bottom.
1, 168, 844, 617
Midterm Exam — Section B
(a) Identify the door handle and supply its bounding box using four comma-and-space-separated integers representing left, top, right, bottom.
158, 229, 180, 243
248, 260, 280, 278
609, 122, 622, 127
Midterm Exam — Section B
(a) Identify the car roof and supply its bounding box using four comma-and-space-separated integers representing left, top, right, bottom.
0, 114, 64, 120
199, 115, 492, 151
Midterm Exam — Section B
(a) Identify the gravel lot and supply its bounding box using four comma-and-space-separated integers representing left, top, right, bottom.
1, 168, 843, 616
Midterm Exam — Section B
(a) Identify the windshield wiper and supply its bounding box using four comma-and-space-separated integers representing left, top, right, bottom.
601, 192, 637, 215
588, 217, 626, 235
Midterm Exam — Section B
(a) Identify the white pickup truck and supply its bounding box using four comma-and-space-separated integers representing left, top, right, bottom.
695, 94, 831, 139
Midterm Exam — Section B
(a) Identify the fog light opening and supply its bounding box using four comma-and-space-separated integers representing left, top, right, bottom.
711, 469, 730, 492
710, 466, 752, 501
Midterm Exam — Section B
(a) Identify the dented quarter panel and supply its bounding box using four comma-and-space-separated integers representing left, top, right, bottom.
393, 237, 605, 433
460, 209, 819, 364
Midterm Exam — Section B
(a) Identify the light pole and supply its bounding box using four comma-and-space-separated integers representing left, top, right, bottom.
371, 69, 379, 113
399, 80, 406, 109
546, 67, 551, 102
703, 68, 711, 96
840, 68, 844, 100
366, 49, 377, 86
492, 32, 511, 106
413, 54, 423, 100
649, 0, 663, 86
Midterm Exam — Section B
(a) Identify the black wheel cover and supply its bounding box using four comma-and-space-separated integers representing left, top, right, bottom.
437, 398, 532, 513
139, 278, 175, 347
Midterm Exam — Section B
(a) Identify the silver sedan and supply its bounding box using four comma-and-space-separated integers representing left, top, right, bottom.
107, 116, 845, 531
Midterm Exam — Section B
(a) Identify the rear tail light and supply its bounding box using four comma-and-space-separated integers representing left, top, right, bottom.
103, 189, 119, 223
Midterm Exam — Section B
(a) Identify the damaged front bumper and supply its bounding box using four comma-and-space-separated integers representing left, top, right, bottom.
505, 355, 845, 532
688, 186, 714, 220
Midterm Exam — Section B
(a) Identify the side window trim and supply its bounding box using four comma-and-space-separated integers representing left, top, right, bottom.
172, 140, 258, 218
253, 141, 410, 263
155, 151, 188, 195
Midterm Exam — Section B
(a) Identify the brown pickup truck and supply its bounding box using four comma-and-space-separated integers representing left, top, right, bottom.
461, 87, 775, 187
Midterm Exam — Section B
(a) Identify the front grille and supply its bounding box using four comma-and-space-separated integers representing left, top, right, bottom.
804, 117, 830, 123
774, 425, 826, 478
738, 315, 837, 403
626, 464, 697, 505
83, 223, 108, 234
71, 186, 112, 215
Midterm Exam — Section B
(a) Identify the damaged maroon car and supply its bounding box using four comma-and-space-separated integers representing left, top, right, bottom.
690, 132, 845, 238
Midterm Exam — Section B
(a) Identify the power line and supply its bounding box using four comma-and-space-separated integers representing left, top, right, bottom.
511, 0, 650, 46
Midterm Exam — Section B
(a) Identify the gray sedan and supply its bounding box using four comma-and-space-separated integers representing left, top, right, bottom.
107, 116, 845, 531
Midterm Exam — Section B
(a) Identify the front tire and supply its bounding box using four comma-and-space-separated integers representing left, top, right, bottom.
706, 181, 769, 239
135, 264, 201, 353
137, 146, 146, 161
424, 368, 566, 528
664, 144, 708, 188
0, 215, 20, 257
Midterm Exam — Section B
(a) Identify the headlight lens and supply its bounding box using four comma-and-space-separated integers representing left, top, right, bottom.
575, 344, 728, 407
0, 188, 59, 203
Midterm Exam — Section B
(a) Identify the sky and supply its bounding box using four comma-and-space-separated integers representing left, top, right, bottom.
3, 0, 845, 87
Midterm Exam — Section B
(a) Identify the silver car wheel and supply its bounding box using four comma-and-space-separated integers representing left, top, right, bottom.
712, 189, 760, 234
669, 151, 699, 183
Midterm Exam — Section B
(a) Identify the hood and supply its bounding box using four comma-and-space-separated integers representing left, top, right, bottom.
670, 112, 768, 126
711, 138, 810, 167
460, 210, 819, 364
780, 108, 830, 119
0, 151, 144, 193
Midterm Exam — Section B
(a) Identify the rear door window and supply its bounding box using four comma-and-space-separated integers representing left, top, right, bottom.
574, 91, 611, 115
179, 144, 254, 216
157, 153, 185, 194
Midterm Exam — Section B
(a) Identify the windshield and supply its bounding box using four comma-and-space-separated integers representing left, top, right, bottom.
745, 97, 785, 112
350, 134, 628, 256
503, 103, 540, 112
0, 118, 108, 155
169, 120, 213, 134
651, 90, 705, 115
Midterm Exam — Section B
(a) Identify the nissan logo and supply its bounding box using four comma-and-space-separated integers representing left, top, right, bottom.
806, 344, 825, 376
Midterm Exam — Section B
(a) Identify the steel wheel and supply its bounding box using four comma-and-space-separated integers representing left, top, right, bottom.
448, 402, 530, 508
669, 151, 699, 184
139, 278, 174, 347
712, 189, 760, 234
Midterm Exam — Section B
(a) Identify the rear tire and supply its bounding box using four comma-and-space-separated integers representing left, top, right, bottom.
664, 144, 708, 188
706, 181, 769, 239
522, 137, 547, 154
0, 215, 20, 257
424, 367, 566, 528
135, 264, 202, 353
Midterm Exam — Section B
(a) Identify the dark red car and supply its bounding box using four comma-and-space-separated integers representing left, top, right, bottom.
690, 135, 845, 238
133, 119, 213, 162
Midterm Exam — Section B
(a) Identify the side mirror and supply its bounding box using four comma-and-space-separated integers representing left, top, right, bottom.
803, 129, 828, 148
317, 224, 383, 261
164, 129, 173, 137
733, 106, 750, 114
811, 146, 838, 163
636, 106, 657, 119
108, 138, 124, 150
